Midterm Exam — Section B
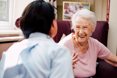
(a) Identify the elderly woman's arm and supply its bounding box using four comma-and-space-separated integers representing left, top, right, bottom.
104, 53, 117, 67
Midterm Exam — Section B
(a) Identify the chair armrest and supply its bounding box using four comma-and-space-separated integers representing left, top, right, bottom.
93, 60, 117, 78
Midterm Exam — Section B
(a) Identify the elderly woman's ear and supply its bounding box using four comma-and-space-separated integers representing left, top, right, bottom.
92, 27, 95, 32
15, 17, 21, 28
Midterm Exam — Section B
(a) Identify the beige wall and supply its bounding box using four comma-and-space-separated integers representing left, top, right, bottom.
15, 0, 49, 19
107, 0, 117, 55
15, 0, 33, 20
95, 0, 107, 21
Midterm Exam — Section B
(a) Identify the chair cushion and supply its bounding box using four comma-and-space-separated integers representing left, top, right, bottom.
91, 21, 109, 46
93, 60, 117, 78
53, 20, 71, 43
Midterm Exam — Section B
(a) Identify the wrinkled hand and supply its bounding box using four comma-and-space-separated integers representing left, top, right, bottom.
72, 51, 80, 69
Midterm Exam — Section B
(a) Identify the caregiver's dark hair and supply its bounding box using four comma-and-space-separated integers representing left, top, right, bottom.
20, 0, 55, 38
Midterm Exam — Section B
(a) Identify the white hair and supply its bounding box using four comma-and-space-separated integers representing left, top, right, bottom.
71, 9, 97, 29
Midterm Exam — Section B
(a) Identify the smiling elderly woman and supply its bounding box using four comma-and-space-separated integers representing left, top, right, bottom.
58, 9, 117, 78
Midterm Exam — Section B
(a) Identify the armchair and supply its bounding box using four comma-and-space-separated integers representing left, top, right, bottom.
53, 20, 117, 78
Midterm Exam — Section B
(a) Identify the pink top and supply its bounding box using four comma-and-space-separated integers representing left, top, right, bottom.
58, 34, 111, 77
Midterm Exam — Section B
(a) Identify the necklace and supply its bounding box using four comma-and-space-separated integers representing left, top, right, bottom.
73, 39, 89, 54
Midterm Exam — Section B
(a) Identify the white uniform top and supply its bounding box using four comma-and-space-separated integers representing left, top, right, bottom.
0, 32, 74, 78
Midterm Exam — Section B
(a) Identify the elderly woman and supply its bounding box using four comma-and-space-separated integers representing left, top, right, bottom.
58, 9, 117, 78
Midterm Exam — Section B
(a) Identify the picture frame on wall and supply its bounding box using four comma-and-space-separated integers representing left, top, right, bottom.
63, 1, 90, 21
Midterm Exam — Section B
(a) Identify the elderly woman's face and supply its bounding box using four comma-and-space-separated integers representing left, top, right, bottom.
73, 17, 95, 43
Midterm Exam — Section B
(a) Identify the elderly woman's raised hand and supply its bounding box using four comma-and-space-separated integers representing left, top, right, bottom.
72, 51, 80, 69
71, 33, 80, 69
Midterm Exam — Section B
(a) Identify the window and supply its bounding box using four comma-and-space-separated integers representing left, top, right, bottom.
0, 0, 15, 30
0, 0, 8, 21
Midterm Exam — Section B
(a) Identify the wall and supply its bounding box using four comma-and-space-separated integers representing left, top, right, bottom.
107, 0, 117, 55
0, 43, 14, 60
15, 0, 50, 19
57, 0, 107, 21
15, 0, 33, 20
94, 0, 107, 21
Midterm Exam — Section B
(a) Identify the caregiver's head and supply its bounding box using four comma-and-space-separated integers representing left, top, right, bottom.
20, 0, 56, 38
71, 9, 97, 44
